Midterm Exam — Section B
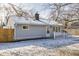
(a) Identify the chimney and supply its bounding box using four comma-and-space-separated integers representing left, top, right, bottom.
35, 12, 39, 20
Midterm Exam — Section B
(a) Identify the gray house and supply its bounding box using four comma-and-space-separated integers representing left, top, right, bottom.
5, 13, 63, 40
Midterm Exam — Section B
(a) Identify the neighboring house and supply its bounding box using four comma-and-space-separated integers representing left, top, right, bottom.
3, 13, 63, 41
70, 21, 79, 29
65, 21, 79, 35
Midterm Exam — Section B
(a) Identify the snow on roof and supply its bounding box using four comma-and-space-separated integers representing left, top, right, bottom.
12, 16, 27, 24
11, 16, 63, 26
40, 19, 63, 26
11, 16, 47, 25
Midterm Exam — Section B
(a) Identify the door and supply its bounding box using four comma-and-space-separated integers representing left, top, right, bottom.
46, 27, 50, 37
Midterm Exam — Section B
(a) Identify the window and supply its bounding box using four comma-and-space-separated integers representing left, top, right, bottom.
23, 26, 28, 30
47, 29, 50, 34
46, 27, 50, 34
56, 27, 60, 32
53, 27, 55, 31
53, 27, 61, 32
56, 27, 58, 32
58, 27, 60, 32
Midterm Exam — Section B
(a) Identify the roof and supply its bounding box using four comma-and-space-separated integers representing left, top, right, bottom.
39, 19, 63, 26
11, 16, 47, 25
10, 16, 63, 26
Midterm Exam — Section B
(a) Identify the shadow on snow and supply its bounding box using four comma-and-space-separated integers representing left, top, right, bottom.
0, 36, 79, 50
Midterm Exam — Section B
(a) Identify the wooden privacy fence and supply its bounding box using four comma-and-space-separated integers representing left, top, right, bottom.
0, 28, 14, 42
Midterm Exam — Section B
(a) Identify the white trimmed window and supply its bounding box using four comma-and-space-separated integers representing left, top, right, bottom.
46, 27, 50, 34
53, 27, 61, 32
53, 26, 55, 31
22, 26, 28, 30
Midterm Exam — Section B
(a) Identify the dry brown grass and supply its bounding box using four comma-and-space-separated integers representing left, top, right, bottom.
54, 48, 79, 56
0, 47, 79, 56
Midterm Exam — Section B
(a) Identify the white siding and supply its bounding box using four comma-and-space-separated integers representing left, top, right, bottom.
14, 24, 47, 40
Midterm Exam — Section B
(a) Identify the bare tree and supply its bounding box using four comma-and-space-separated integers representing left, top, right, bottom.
48, 3, 71, 21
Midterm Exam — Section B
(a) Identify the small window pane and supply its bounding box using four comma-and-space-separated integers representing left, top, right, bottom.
59, 27, 60, 32
56, 27, 57, 32
53, 27, 55, 31
47, 27, 50, 33
23, 26, 28, 29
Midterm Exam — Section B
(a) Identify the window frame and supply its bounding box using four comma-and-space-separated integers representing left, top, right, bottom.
22, 25, 29, 30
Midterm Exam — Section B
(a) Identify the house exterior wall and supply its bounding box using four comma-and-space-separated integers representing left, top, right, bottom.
14, 24, 47, 40
49, 26, 63, 37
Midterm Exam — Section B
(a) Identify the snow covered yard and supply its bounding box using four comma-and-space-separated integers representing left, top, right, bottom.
0, 37, 79, 56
